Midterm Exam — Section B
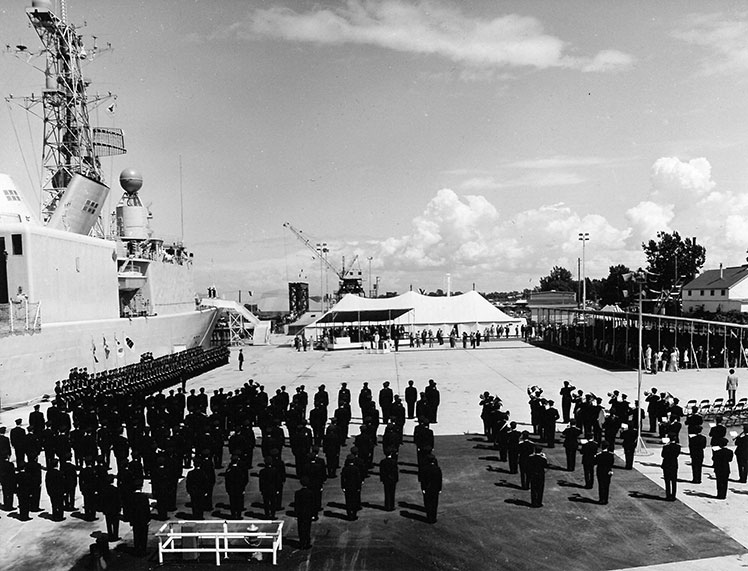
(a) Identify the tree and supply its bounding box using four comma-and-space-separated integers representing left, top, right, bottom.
539, 266, 576, 292
642, 231, 706, 294
599, 264, 632, 307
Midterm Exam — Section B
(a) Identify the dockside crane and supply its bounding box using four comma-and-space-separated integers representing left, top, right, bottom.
283, 222, 365, 301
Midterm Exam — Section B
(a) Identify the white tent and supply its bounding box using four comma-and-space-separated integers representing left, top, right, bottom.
307, 291, 523, 334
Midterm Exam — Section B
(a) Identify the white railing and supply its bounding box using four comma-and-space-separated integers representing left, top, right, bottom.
155, 520, 284, 566
0, 301, 42, 335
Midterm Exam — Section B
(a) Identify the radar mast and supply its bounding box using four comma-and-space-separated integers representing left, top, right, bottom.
9, 0, 126, 228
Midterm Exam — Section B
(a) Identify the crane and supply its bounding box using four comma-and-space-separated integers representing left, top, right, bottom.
283, 222, 365, 301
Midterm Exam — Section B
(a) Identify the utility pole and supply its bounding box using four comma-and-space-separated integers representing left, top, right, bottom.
578, 232, 589, 309
633, 268, 650, 456
367, 256, 373, 298
316, 242, 328, 311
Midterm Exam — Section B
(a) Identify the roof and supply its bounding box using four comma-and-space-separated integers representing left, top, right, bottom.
310, 291, 521, 326
316, 308, 412, 324
682, 265, 748, 291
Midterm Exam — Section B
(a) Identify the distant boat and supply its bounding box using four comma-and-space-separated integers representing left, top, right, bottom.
0, 1, 218, 407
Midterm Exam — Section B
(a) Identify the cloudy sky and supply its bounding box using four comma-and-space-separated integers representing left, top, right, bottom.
2, 0, 748, 306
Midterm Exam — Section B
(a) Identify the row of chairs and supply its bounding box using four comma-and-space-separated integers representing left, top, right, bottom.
686, 397, 748, 425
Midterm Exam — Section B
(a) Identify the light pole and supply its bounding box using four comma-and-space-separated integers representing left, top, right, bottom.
632, 268, 650, 456
367, 256, 373, 298
578, 232, 589, 309
315, 242, 328, 311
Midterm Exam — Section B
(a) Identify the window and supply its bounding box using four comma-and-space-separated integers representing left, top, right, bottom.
82, 199, 99, 215
721, 289, 726, 295
700, 290, 704, 296
11, 234, 22, 255
710, 290, 715, 296
688, 290, 692, 297
3, 188, 21, 201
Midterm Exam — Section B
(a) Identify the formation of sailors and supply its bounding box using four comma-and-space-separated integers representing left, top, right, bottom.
54, 346, 230, 403
480, 380, 748, 506
0, 346, 229, 555
0, 371, 444, 556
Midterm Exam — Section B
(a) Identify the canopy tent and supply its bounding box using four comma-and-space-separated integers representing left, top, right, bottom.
315, 307, 413, 324
305, 290, 523, 334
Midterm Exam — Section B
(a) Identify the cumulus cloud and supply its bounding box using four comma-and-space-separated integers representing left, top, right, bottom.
379, 188, 518, 270
673, 12, 748, 75
237, 1, 633, 73
375, 190, 630, 290
625, 201, 675, 241
650, 157, 715, 199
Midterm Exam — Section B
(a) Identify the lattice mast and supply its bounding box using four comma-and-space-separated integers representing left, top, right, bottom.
24, 0, 125, 223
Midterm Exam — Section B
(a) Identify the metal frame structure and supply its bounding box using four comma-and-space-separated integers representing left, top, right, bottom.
156, 520, 284, 566
8, 2, 125, 226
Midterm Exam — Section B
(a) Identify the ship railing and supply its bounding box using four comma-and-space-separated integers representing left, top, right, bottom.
155, 520, 284, 566
0, 301, 42, 335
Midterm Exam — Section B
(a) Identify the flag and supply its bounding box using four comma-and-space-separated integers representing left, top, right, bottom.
92, 338, 98, 363
115, 334, 125, 357
126, 337, 135, 351
103, 336, 110, 359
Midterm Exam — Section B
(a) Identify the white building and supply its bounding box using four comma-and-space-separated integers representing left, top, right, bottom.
681, 264, 748, 314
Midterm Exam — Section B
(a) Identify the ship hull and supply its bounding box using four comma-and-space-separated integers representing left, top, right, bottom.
0, 307, 218, 407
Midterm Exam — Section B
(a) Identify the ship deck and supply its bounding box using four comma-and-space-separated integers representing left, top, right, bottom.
2, 338, 748, 570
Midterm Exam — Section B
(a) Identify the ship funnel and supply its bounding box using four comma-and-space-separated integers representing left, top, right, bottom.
47, 173, 110, 235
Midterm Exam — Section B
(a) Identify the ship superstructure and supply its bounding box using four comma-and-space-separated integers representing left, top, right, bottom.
0, 0, 218, 407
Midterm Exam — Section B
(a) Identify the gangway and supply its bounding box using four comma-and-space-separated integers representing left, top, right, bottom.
201, 298, 271, 345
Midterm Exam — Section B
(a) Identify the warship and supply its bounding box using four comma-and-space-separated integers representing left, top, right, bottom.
0, 0, 218, 407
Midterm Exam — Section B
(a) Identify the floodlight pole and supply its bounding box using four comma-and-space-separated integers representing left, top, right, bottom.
578, 232, 589, 310
635, 269, 650, 456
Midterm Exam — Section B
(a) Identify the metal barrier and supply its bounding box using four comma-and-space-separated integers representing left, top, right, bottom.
0, 301, 42, 336
155, 520, 284, 566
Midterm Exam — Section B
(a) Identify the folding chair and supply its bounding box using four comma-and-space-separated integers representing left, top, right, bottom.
706, 398, 725, 421
726, 401, 745, 426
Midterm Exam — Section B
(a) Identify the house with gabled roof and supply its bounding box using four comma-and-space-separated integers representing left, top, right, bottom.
681, 264, 748, 314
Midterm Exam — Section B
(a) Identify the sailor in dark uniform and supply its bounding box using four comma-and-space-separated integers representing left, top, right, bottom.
561, 420, 581, 471
224, 457, 248, 519
517, 432, 534, 489
661, 434, 681, 501
581, 435, 599, 489
689, 426, 707, 484
341, 455, 362, 520
100, 474, 121, 541
733, 424, 748, 483
294, 477, 315, 549
594, 443, 615, 504
712, 437, 734, 499
259, 456, 281, 519
526, 447, 548, 508
44, 458, 65, 521
405, 381, 418, 419
379, 451, 399, 511
420, 455, 443, 522
130, 487, 151, 556
620, 424, 638, 470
